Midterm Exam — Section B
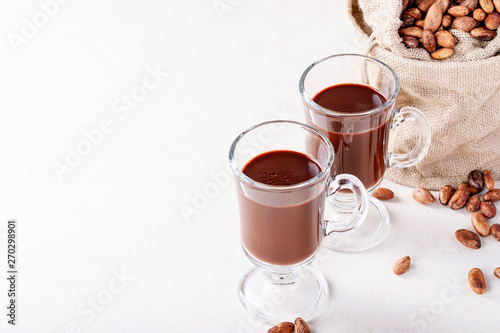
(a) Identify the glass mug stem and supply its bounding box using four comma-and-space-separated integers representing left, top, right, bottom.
389, 106, 432, 168
262, 267, 301, 285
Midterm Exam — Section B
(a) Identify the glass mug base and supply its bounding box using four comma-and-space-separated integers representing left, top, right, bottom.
323, 196, 391, 252
238, 265, 329, 323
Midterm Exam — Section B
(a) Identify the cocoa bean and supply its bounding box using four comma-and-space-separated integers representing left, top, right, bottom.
468, 170, 485, 192
423, 29, 438, 51
491, 224, 500, 241
451, 16, 480, 31
438, 0, 451, 12
399, 26, 424, 38
494, 267, 500, 279
473, 8, 487, 20
405, 7, 424, 19
439, 185, 454, 205
449, 187, 470, 210
431, 47, 454, 59
435, 30, 456, 47
404, 0, 411, 11
403, 36, 420, 47
415, 19, 426, 27
448, 5, 470, 15
424, 3, 444, 32
471, 211, 490, 236
466, 195, 481, 212
294, 318, 311, 333
468, 268, 486, 294
479, 0, 495, 13
455, 229, 481, 249
372, 188, 395, 200
484, 12, 500, 30
268, 322, 294, 333
413, 187, 435, 204
402, 14, 416, 27
461, 0, 479, 11
393, 256, 411, 275
483, 170, 494, 191
442, 14, 453, 26
419, 0, 440, 11
494, 0, 500, 12
483, 189, 500, 202
470, 27, 497, 40
480, 201, 496, 218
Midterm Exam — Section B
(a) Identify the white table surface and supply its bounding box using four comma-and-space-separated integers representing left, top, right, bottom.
1, 1, 499, 332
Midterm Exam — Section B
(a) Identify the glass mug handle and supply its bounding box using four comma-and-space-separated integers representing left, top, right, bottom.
324, 174, 369, 236
388, 106, 432, 168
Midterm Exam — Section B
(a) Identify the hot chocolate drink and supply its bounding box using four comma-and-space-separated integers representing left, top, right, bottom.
239, 150, 324, 266
310, 83, 391, 190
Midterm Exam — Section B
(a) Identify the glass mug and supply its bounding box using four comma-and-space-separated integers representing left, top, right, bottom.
300, 54, 431, 252
229, 120, 368, 322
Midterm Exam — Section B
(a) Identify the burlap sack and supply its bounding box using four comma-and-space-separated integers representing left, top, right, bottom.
347, 0, 500, 190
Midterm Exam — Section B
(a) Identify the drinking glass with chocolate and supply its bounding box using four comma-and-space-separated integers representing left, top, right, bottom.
300, 53, 431, 252
229, 120, 368, 322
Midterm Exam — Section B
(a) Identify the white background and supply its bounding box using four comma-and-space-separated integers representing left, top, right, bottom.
0, 0, 499, 332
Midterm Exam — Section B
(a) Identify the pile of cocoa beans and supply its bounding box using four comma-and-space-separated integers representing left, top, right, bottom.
399, 0, 500, 59
411, 170, 499, 294
439, 170, 498, 214
412, 169, 499, 244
